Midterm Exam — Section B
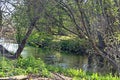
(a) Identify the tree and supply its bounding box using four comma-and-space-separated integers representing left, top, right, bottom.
0, 0, 2, 33
52, 0, 120, 74
0, 3, 2, 26
12, 0, 47, 58
0, 0, 47, 59
1, 0, 120, 74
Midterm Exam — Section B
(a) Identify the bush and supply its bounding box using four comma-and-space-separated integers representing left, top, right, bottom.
0, 57, 51, 77
59, 38, 89, 55
28, 31, 53, 48
15, 57, 51, 77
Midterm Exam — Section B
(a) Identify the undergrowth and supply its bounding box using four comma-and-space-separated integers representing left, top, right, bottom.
0, 57, 51, 77
0, 57, 120, 80
46, 65, 120, 80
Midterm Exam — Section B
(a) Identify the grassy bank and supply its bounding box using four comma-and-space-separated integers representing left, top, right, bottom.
0, 57, 119, 80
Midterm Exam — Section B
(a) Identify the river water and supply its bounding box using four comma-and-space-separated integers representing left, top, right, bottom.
0, 41, 88, 71
1, 38, 118, 75
0, 40, 112, 74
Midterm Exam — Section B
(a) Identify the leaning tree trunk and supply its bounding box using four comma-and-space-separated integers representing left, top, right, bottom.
0, 8, 2, 26
13, 18, 38, 58
0, 2, 2, 28
10, 0, 46, 59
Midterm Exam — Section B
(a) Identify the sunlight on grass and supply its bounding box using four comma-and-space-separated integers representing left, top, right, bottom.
52, 35, 76, 42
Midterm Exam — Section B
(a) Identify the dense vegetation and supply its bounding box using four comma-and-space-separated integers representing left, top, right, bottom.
0, 57, 120, 80
0, 0, 120, 79
0, 57, 50, 77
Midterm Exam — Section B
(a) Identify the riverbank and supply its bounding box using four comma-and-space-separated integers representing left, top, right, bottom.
0, 34, 120, 79
0, 73, 72, 80
0, 42, 118, 75
0, 57, 119, 80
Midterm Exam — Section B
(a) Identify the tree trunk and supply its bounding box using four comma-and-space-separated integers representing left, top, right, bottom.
11, 0, 45, 59
13, 19, 38, 59
0, 2, 2, 27
0, 9, 2, 26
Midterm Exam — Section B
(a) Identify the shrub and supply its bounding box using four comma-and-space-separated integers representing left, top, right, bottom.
0, 57, 51, 77
28, 31, 53, 48
60, 38, 88, 55
15, 57, 51, 76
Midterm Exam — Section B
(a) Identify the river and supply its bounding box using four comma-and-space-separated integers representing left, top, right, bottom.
1, 37, 119, 75
0, 41, 88, 71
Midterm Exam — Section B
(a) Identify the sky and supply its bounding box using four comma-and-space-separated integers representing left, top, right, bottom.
1, 0, 21, 19
1, 0, 88, 18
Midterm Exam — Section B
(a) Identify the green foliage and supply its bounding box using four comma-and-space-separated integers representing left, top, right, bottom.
0, 57, 120, 79
16, 57, 51, 77
28, 31, 53, 48
46, 65, 64, 73
28, 34, 89, 55
0, 57, 50, 77
59, 38, 88, 55
0, 58, 24, 77
46, 65, 120, 80
12, 6, 29, 43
